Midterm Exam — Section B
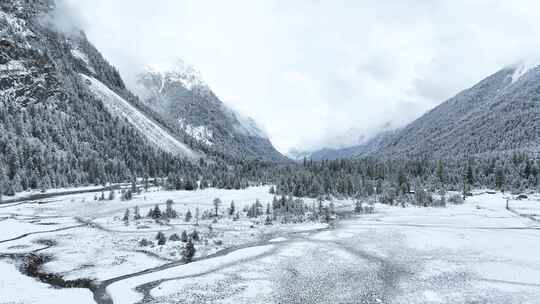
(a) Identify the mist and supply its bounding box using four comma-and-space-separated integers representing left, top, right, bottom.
62, 0, 540, 153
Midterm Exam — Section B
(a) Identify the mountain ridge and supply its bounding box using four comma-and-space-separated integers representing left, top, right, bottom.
291, 62, 540, 160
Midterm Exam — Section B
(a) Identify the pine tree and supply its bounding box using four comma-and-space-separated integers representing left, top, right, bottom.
181, 230, 188, 242
462, 181, 471, 200
134, 206, 141, 220
190, 230, 200, 241
229, 201, 235, 216
184, 177, 195, 191
152, 205, 162, 219
108, 189, 115, 200
123, 208, 130, 223
264, 215, 272, 225
213, 198, 221, 217
184, 239, 195, 262
354, 200, 363, 213
195, 207, 200, 225
495, 166, 505, 191
323, 206, 331, 223
185, 209, 192, 222
131, 178, 138, 194
156, 231, 166, 245
123, 190, 133, 200
165, 199, 177, 218
466, 164, 474, 186
169, 233, 180, 241
255, 199, 262, 217
199, 178, 206, 190
144, 176, 149, 192
436, 161, 445, 183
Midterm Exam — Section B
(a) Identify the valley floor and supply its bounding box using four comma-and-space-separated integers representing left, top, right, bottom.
1, 188, 540, 303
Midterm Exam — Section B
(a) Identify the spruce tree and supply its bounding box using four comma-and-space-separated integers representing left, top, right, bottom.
229, 201, 235, 216
213, 198, 221, 217
156, 232, 166, 245
134, 206, 141, 220
190, 230, 200, 241
123, 208, 130, 223
181, 230, 188, 242
185, 209, 192, 222
152, 205, 162, 219
184, 239, 195, 262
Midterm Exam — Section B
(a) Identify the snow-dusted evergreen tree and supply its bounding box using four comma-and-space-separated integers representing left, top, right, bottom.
108, 189, 116, 201
185, 209, 192, 222
151, 205, 162, 219
156, 231, 166, 245
213, 198, 221, 217
181, 230, 188, 243
184, 239, 195, 262
165, 200, 177, 218
134, 206, 141, 220
123, 208, 130, 223
229, 201, 235, 216
190, 230, 200, 241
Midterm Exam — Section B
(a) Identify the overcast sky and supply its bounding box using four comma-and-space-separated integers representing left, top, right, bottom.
66, 0, 540, 153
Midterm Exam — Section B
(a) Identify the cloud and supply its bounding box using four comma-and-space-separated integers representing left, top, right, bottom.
39, 0, 83, 36
64, 0, 540, 153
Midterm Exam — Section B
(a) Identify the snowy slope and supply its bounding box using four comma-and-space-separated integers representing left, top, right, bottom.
323, 63, 540, 159
80, 74, 197, 158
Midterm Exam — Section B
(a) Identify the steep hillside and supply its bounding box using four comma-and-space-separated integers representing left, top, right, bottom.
369, 64, 540, 158
298, 63, 540, 160
134, 63, 286, 162
0, 0, 199, 194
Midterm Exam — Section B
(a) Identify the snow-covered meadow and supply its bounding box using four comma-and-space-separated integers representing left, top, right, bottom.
1, 187, 540, 303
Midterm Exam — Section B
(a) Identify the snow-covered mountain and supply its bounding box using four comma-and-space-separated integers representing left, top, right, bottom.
0, 0, 239, 191
134, 61, 286, 161
311, 61, 540, 160
367, 62, 540, 158
293, 60, 540, 160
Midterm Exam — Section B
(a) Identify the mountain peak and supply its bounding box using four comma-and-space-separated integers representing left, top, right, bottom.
133, 59, 284, 161
141, 60, 207, 91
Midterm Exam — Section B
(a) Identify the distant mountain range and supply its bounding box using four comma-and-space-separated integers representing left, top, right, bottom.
290, 62, 540, 160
